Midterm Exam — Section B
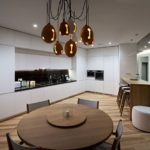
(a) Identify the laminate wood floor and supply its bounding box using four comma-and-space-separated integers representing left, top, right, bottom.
0, 92, 150, 150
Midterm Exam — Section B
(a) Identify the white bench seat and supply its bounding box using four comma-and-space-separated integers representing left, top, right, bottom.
132, 106, 150, 132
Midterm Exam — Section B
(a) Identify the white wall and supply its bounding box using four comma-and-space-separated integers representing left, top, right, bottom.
0, 45, 15, 94
15, 48, 72, 70
119, 43, 138, 80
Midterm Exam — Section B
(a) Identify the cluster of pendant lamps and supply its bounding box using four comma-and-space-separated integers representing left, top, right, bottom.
41, 0, 94, 57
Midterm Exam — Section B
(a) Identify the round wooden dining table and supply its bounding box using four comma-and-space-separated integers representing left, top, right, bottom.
17, 103, 113, 150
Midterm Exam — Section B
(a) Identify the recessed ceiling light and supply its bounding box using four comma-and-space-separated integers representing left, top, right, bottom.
108, 42, 112, 45
148, 41, 150, 44
33, 24, 38, 28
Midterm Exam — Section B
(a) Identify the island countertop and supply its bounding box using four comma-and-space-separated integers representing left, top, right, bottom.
122, 77, 150, 85
122, 76, 150, 120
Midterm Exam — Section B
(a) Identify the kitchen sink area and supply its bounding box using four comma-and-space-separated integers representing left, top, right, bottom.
15, 69, 76, 92
15, 80, 76, 92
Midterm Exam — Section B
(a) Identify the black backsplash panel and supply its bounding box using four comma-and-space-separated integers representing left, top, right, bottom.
15, 69, 69, 83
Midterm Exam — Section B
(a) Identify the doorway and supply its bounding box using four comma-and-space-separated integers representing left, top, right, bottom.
141, 62, 148, 81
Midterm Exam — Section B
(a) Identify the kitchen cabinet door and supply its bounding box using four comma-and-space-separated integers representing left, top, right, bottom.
14, 91, 30, 114
0, 93, 16, 119
103, 56, 114, 94
103, 55, 119, 95
85, 79, 103, 93
0, 45, 15, 94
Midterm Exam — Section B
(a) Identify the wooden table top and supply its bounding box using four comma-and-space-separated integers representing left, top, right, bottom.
17, 103, 113, 150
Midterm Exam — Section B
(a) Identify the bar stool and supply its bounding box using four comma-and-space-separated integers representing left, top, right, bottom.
120, 89, 130, 116
117, 85, 130, 107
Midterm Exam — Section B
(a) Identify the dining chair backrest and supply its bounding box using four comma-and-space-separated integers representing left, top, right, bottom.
6, 133, 38, 150
115, 120, 123, 137
27, 100, 50, 113
111, 120, 123, 150
78, 98, 99, 109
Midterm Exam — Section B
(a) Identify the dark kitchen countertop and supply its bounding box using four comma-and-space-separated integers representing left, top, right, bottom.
15, 80, 76, 92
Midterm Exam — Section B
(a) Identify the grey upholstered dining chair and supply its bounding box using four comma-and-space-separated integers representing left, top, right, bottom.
27, 99, 50, 113
6, 133, 38, 150
93, 120, 123, 150
78, 98, 99, 109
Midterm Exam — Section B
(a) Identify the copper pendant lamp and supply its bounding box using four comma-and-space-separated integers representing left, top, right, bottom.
80, 0, 94, 45
59, 19, 70, 35
53, 41, 63, 55
65, 39, 77, 57
41, 23, 56, 43
80, 25, 94, 45
41, 0, 94, 57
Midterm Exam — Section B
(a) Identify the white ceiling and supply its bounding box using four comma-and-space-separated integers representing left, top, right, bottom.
0, 0, 150, 48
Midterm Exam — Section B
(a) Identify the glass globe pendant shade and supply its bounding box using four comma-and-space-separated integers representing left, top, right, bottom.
80, 25, 94, 45
59, 19, 70, 35
65, 39, 77, 57
53, 41, 63, 55
68, 18, 76, 34
41, 23, 56, 43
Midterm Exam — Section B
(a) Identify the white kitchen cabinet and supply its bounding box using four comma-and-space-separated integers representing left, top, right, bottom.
0, 45, 15, 94
103, 56, 114, 94
87, 46, 119, 95
14, 91, 30, 114
87, 56, 104, 70
0, 93, 16, 119
44, 81, 85, 103
29, 88, 46, 103
87, 49, 103, 70
113, 56, 119, 95
103, 47, 119, 95
75, 48, 87, 81
86, 79, 103, 93
0, 81, 86, 120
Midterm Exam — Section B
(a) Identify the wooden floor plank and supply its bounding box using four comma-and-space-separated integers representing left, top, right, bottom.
0, 92, 149, 150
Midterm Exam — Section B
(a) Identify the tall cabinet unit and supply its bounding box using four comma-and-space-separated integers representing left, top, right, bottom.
0, 45, 15, 94
0, 45, 15, 119
86, 49, 104, 93
70, 48, 87, 93
103, 47, 119, 95
86, 46, 119, 95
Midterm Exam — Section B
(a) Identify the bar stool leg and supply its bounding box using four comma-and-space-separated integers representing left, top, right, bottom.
117, 86, 130, 108
120, 91, 130, 116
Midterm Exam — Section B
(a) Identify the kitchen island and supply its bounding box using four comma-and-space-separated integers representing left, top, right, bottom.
122, 77, 150, 119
